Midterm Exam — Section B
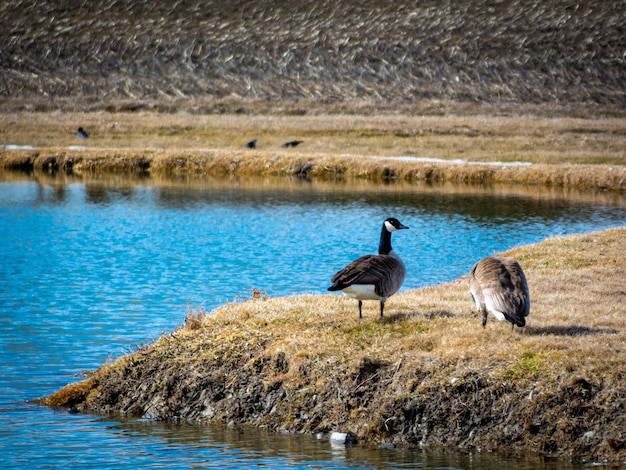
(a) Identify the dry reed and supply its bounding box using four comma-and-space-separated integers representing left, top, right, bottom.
2, 146, 624, 193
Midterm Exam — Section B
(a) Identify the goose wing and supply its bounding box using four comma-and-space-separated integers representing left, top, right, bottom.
500, 257, 530, 324
469, 257, 530, 326
329, 254, 406, 297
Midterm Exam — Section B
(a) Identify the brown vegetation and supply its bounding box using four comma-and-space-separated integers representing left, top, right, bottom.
1, 111, 625, 192
2, 111, 626, 164
42, 227, 626, 464
1, 0, 625, 111
2, 146, 625, 193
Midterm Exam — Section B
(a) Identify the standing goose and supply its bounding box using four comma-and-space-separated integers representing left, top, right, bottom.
328, 217, 409, 318
468, 256, 530, 329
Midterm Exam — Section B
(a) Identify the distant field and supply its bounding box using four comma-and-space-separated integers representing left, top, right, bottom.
1, 1, 624, 190
1, 0, 624, 112
1, 110, 625, 192
2, 111, 625, 166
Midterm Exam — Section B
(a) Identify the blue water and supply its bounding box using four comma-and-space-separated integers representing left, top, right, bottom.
1, 175, 623, 469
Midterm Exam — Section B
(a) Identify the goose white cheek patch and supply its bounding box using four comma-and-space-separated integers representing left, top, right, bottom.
384, 221, 397, 232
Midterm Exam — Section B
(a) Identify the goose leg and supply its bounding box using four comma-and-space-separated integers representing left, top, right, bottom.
358, 300, 363, 319
481, 311, 488, 328
380, 300, 385, 317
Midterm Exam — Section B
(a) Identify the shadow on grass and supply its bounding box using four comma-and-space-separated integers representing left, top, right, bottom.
380, 310, 456, 324
525, 325, 619, 336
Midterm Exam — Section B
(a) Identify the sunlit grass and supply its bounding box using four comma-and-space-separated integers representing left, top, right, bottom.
1, 111, 625, 192
41, 228, 626, 464
1, 111, 625, 166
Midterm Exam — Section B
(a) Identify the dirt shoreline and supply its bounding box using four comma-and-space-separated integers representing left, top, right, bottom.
40, 227, 626, 464
1, 148, 625, 193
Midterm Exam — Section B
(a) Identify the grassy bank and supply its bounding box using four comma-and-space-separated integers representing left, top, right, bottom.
1, 111, 625, 192
42, 227, 626, 463
2, 111, 626, 164
3, 147, 626, 193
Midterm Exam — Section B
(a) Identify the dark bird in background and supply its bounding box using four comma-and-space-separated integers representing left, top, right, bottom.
468, 256, 530, 329
282, 140, 303, 148
77, 127, 89, 139
328, 217, 409, 318
246, 139, 257, 149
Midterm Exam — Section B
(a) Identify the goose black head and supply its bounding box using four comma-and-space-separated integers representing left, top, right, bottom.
384, 217, 409, 232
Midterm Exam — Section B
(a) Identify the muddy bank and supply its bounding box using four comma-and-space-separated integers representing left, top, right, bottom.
41, 228, 626, 464
1, 148, 625, 192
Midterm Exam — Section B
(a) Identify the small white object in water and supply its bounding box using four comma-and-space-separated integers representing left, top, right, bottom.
330, 431, 356, 447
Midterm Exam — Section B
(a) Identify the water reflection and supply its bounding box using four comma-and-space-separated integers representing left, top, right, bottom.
3, 401, 586, 469
85, 184, 136, 205
12, 171, 625, 227
100, 418, 585, 469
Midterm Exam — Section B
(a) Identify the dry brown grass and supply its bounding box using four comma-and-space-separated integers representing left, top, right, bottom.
42, 227, 626, 463
1, 111, 625, 191
2, 146, 625, 192
2, 112, 625, 165
1, 0, 624, 107
194, 228, 625, 379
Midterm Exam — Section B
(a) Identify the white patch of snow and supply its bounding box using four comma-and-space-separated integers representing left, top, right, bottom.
3, 144, 34, 150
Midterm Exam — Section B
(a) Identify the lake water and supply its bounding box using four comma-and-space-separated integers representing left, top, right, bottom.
1, 172, 624, 469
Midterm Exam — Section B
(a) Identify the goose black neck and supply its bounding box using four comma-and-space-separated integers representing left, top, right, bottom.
378, 224, 393, 255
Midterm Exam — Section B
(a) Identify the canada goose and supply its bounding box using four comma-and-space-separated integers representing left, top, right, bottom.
281, 140, 303, 148
468, 256, 530, 329
77, 127, 89, 139
246, 139, 257, 149
328, 217, 409, 318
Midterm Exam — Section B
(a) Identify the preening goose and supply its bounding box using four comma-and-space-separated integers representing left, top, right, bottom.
468, 256, 530, 329
328, 217, 409, 318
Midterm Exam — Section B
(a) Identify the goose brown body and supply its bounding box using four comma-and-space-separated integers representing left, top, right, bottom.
330, 254, 405, 299
328, 217, 408, 318
469, 256, 530, 329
